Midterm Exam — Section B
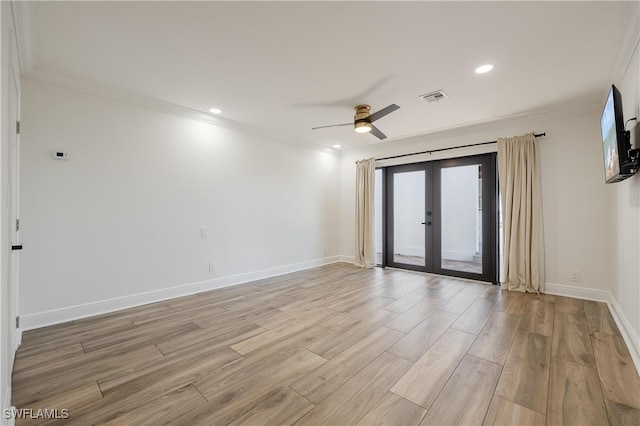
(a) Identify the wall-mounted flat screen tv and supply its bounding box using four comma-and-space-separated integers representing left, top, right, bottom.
601, 85, 634, 183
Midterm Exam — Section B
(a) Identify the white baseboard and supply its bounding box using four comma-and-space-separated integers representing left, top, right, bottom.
339, 255, 355, 264
543, 282, 609, 302
607, 294, 640, 375
21, 256, 344, 331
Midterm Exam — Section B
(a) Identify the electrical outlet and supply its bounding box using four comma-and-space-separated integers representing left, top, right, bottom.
209, 261, 216, 273
570, 270, 581, 282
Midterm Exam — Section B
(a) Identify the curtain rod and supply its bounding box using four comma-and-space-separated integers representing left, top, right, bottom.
363, 132, 546, 163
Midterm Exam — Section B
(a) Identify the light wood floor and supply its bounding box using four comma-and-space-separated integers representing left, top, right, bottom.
13, 263, 640, 425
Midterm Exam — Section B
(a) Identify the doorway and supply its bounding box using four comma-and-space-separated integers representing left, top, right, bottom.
376, 153, 498, 284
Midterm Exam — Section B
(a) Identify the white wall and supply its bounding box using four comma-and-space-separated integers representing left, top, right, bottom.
340, 110, 612, 296
610, 22, 640, 366
19, 78, 340, 325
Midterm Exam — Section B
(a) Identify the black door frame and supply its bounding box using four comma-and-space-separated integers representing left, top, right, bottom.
380, 153, 498, 284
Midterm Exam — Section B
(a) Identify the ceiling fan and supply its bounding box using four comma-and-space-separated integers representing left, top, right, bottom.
311, 104, 400, 140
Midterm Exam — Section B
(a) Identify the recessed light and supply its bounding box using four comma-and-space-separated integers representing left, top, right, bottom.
333, 144, 341, 149
475, 64, 494, 74
209, 107, 222, 114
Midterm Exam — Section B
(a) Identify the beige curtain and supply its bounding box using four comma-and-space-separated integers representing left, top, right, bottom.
355, 158, 376, 268
497, 133, 545, 293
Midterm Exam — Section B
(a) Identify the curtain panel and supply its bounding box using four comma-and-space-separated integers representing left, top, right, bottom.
497, 133, 545, 293
355, 158, 376, 268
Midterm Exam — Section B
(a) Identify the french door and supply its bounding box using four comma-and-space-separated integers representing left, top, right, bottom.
380, 153, 498, 284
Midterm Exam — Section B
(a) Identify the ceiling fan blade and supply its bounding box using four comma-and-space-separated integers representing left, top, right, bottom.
311, 123, 352, 130
368, 104, 400, 123
369, 124, 387, 140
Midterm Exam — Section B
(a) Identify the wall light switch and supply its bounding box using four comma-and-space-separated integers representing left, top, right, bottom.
201, 227, 208, 238
51, 151, 69, 160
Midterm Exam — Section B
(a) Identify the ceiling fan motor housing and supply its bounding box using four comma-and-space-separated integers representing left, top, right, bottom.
354, 105, 372, 132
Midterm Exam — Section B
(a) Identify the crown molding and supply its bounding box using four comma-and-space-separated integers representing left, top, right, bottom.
10, 1, 36, 74
23, 66, 339, 157
611, 1, 639, 85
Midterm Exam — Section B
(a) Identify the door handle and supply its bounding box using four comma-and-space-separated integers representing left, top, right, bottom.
11, 245, 22, 251
421, 222, 432, 226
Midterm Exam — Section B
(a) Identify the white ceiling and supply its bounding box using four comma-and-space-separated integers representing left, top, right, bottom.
31, 1, 630, 150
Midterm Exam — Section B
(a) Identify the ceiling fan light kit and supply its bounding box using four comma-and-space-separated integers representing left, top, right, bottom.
354, 105, 372, 133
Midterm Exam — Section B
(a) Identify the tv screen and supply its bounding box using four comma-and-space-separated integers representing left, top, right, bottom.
601, 85, 633, 183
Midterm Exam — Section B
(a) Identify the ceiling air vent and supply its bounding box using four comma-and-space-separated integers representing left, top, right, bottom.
419, 90, 449, 103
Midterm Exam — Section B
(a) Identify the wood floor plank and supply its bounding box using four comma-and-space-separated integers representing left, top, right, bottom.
155, 323, 267, 356
483, 396, 545, 426
468, 310, 521, 365
72, 302, 174, 327
193, 306, 281, 329
356, 392, 426, 426
12, 343, 84, 374
100, 384, 207, 426
426, 281, 468, 300
555, 296, 585, 316
98, 347, 242, 400
591, 331, 640, 409
129, 303, 227, 326
307, 309, 397, 360
295, 352, 412, 425
384, 297, 445, 333
605, 398, 640, 426
255, 305, 334, 330
391, 329, 476, 409
194, 325, 332, 401
387, 311, 458, 362
496, 291, 528, 315
494, 330, 551, 413
12, 345, 165, 407
547, 357, 608, 426
419, 355, 502, 426
381, 288, 430, 314
584, 300, 619, 336
173, 350, 326, 425
479, 285, 503, 300
18, 320, 137, 357
518, 297, 555, 337
15, 382, 103, 426
551, 312, 596, 368
229, 387, 314, 426
291, 326, 403, 404
438, 283, 488, 315
230, 320, 315, 355
80, 321, 200, 355
450, 297, 499, 335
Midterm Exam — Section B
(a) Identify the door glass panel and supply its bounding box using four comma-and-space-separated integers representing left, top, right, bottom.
374, 169, 383, 265
393, 171, 425, 266
441, 164, 482, 273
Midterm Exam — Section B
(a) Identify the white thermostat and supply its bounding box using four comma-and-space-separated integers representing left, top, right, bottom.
52, 151, 69, 160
